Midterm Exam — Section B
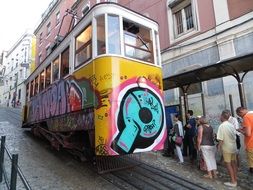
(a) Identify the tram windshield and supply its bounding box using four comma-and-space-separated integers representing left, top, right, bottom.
123, 20, 153, 63
95, 13, 158, 65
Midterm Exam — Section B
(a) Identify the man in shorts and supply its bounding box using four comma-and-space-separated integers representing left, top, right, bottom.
223, 110, 241, 167
217, 110, 237, 187
236, 107, 253, 174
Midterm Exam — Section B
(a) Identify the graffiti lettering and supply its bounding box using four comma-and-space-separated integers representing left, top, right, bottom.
146, 97, 159, 113
144, 120, 156, 134
100, 73, 112, 81
89, 75, 99, 87
98, 115, 103, 120
47, 109, 94, 131
28, 78, 98, 123
95, 136, 108, 155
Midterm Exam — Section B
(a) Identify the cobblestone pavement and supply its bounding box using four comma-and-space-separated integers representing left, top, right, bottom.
0, 107, 252, 189
142, 150, 253, 190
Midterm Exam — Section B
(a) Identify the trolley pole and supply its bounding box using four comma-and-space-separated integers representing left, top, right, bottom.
0, 136, 6, 183
229, 94, 235, 117
201, 93, 206, 117
238, 82, 246, 108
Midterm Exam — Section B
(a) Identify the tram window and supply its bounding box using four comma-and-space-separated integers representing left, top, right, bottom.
34, 76, 39, 95
108, 15, 120, 54
53, 57, 59, 82
39, 70, 45, 92
123, 20, 153, 63
30, 80, 34, 98
97, 15, 106, 55
45, 64, 51, 88
75, 24, 92, 68
61, 47, 69, 78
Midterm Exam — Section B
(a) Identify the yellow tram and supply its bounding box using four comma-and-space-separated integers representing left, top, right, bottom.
22, 3, 166, 159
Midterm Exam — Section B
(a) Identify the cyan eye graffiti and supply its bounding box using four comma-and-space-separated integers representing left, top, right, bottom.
111, 80, 164, 154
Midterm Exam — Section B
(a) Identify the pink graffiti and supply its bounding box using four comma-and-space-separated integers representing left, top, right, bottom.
28, 79, 82, 123
153, 128, 167, 150
143, 130, 157, 137
108, 77, 165, 155
119, 141, 128, 151
125, 97, 132, 116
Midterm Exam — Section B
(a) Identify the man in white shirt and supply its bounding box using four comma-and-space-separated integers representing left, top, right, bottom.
217, 110, 237, 187
223, 109, 241, 167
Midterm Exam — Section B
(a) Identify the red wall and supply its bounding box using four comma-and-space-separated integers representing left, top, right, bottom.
197, 0, 216, 32
35, 0, 76, 67
228, 0, 253, 20
118, 0, 169, 50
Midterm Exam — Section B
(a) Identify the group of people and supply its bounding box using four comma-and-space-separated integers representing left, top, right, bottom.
163, 107, 253, 188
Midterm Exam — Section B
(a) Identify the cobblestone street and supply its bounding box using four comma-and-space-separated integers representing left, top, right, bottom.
143, 150, 253, 190
0, 108, 119, 190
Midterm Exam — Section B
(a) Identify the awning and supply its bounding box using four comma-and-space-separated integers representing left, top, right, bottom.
163, 52, 253, 90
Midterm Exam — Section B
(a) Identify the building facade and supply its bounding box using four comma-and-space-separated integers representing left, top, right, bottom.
0, 51, 7, 105
34, 0, 253, 127
1, 32, 35, 107
162, 0, 253, 127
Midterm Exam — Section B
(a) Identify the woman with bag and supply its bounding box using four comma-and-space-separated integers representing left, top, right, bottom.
197, 116, 217, 179
172, 114, 184, 164
195, 116, 207, 171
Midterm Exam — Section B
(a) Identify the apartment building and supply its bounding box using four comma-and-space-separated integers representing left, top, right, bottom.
1, 32, 34, 107
0, 51, 7, 105
162, 0, 253, 125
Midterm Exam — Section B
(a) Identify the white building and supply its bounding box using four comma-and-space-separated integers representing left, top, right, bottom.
1, 31, 35, 107
0, 51, 7, 106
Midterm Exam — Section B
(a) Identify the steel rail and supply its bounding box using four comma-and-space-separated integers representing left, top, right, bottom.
99, 159, 212, 190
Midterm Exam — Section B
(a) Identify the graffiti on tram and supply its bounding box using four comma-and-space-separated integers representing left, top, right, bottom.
106, 77, 166, 155
28, 77, 99, 123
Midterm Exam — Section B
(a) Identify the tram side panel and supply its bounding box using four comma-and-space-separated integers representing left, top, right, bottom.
93, 57, 166, 156
25, 61, 97, 133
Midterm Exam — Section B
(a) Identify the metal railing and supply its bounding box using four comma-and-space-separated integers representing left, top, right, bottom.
0, 136, 32, 190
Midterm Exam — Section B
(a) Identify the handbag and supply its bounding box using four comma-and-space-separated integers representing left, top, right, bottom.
198, 150, 207, 171
175, 136, 183, 146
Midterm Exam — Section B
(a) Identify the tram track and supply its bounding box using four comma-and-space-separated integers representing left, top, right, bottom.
100, 160, 212, 190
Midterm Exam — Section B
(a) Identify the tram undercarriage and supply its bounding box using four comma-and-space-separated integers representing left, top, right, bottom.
30, 121, 95, 162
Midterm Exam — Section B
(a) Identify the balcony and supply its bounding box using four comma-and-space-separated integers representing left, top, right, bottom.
20, 62, 29, 68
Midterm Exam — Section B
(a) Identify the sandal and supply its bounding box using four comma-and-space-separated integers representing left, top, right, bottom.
203, 174, 212, 179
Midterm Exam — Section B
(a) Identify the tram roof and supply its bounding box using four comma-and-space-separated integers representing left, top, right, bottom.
163, 52, 253, 90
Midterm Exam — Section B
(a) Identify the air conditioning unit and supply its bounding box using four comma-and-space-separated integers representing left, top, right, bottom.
50, 42, 57, 52
55, 35, 64, 44
82, 2, 90, 16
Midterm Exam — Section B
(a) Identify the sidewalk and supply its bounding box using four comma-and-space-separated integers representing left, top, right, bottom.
141, 150, 253, 190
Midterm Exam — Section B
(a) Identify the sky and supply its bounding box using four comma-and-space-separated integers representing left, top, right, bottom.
0, 0, 52, 52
